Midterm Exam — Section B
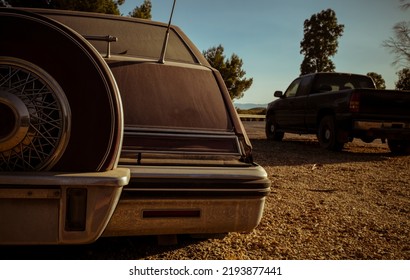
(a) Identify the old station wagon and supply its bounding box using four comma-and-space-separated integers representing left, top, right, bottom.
0, 8, 270, 244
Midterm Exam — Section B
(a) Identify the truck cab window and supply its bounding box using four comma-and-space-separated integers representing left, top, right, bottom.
284, 79, 301, 98
340, 83, 354, 90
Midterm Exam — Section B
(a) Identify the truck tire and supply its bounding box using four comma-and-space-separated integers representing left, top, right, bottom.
388, 139, 410, 155
317, 115, 344, 151
0, 8, 123, 172
265, 115, 284, 141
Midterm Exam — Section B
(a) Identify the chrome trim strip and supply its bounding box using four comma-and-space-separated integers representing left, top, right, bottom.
124, 126, 235, 134
0, 168, 130, 187
125, 131, 241, 139
121, 150, 240, 156
120, 164, 268, 181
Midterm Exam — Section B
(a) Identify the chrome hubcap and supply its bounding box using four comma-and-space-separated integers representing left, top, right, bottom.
0, 91, 30, 152
0, 57, 71, 171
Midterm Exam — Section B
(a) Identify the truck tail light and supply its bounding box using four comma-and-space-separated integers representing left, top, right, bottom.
349, 92, 361, 113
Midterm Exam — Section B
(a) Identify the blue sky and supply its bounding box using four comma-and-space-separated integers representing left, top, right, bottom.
120, 0, 409, 104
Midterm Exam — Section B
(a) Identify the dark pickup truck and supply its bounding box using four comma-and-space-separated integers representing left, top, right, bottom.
265, 72, 410, 153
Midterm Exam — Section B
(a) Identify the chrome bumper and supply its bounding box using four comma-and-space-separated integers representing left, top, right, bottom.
103, 164, 270, 237
354, 120, 410, 130
0, 168, 130, 245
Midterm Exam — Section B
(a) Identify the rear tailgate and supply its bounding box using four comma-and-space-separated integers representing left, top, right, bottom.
356, 89, 410, 120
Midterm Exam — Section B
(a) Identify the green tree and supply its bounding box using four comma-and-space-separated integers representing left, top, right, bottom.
300, 9, 344, 75
55, 0, 123, 14
367, 72, 386, 89
401, 0, 410, 9
129, 0, 152, 19
395, 68, 410, 90
383, 1, 410, 67
203, 45, 253, 100
6, 0, 124, 14
5, 0, 51, 8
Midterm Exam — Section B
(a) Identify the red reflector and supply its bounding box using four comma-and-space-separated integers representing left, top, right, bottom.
350, 92, 361, 113
143, 210, 200, 218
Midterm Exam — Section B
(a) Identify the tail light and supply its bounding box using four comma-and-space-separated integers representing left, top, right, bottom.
65, 188, 87, 231
349, 91, 361, 113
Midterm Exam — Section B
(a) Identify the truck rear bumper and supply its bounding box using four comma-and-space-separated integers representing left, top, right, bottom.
354, 120, 410, 130
353, 120, 410, 140
0, 168, 130, 245
103, 164, 271, 237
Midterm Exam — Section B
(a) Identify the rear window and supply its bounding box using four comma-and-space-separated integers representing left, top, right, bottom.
110, 62, 233, 132
312, 73, 375, 93
45, 13, 197, 64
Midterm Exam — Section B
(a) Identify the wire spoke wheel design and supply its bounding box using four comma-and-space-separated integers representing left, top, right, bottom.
0, 57, 71, 171
1, 8, 123, 172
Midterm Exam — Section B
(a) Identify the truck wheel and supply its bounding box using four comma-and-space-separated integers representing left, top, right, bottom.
388, 140, 410, 155
317, 116, 344, 151
360, 136, 376, 144
0, 9, 123, 172
265, 115, 284, 141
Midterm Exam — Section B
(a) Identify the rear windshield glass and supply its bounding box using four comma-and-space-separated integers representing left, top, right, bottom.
46, 14, 197, 64
110, 62, 233, 132
312, 74, 375, 93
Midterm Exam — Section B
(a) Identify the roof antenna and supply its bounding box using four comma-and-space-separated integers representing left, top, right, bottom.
158, 0, 177, 64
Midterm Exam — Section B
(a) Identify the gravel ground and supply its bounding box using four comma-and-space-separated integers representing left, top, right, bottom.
2, 122, 409, 260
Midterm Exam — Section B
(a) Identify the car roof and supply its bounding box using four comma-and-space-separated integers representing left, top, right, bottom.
22, 8, 210, 66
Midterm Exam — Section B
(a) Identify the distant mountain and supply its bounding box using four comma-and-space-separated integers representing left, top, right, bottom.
234, 103, 268, 110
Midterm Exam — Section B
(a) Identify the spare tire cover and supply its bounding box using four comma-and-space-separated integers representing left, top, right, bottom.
0, 8, 123, 172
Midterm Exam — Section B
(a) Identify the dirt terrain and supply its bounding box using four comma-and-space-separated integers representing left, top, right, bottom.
2, 121, 409, 260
